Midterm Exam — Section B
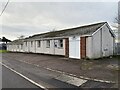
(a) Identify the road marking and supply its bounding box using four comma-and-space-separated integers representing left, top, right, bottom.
3, 59, 116, 84
0, 62, 47, 90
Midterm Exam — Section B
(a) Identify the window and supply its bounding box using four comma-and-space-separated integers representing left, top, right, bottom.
37, 40, 41, 47
31, 41, 33, 47
58, 39, 63, 48
54, 40, 58, 48
46, 40, 50, 48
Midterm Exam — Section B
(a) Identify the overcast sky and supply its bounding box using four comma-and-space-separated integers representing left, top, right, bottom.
0, 1, 118, 40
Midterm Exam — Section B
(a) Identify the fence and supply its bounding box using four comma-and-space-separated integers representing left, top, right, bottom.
115, 43, 120, 55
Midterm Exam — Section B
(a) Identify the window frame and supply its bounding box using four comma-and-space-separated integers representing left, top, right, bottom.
54, 40, 58, 48
58, 39, 63, 49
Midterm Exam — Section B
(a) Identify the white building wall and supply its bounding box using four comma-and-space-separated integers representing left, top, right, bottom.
54, 39, 65, 55
11, 45, 15, 51
19, 44, 23, 52
8, 45, 14, 52
23, 41, 30, 52
29, 41, 36, 53
90, 24, 114, 59
23, 42, 27, 52
86, 37, 93, 58
35, 40, 43, 53
13, 45, 16, 52
42, 40, 54, 54
7, 44, 23, 52
16, 45, 19, 52
101, 25, 114, 56
35, 40, 53, 54
35, 39, 65, 55
92, 29, 101, 58
7, 45, 9, 51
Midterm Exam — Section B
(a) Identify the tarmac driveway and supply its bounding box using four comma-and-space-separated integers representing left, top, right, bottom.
2, 52, 119, 85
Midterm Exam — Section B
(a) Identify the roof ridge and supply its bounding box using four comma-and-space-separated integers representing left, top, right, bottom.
25, 22, 107, 39
30, 22, 106, 38
58, 22, 106, 31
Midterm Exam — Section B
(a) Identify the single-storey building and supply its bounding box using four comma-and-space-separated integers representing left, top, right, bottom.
7, 39, 24, 52
7, 22, 115, 59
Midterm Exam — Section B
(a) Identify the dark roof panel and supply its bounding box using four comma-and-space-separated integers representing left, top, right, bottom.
28, 22, 106, 39
7, 39, 24, 45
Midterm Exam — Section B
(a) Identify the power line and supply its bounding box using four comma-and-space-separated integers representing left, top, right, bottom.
0, 0, 10, 17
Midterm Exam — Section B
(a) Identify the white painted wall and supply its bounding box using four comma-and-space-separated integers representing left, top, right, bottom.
23, 41, 30, 52
89, 24, 114, 59
101, 24, 114, 56
7, 45, 10, 51
7, 44, 24, 52
69, 36, 80, 59
54, 39, 65, 55
29, 41, 36, 53
35, 39, 65, 56
86, 37, 93, 58
35, 40, 54, 54
92, 29, 101, 58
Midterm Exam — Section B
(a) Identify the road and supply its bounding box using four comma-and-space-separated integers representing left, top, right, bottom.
2, 65, 41, 88
1, 58, 79, 89
1, 53, 116, 89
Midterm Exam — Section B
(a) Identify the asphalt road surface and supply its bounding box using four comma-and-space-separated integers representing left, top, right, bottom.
1, 53, 116, 89
2, 66, 40, 88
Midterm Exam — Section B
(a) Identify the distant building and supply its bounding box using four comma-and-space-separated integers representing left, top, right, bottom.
0, 37, 11, 50
0, 38, 6, 50
7, 22, 115, 59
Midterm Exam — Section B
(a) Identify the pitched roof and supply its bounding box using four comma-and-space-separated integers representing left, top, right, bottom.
7, 39, 24, 45
27, 22, 106, 40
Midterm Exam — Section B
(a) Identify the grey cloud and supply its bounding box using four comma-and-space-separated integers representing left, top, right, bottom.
1, 2, 118, 40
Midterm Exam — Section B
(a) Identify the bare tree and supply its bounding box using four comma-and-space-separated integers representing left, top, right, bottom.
113, 2, 120, 43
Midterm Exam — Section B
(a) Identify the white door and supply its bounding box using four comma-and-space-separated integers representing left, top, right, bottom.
69, 36, 80, 59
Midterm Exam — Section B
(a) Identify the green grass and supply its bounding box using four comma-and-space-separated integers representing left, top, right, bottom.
0, 50, 8, 53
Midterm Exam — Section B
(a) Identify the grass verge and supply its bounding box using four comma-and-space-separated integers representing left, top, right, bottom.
0, 50, 8, 53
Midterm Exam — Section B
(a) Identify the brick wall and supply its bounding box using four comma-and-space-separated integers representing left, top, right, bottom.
65, 38, 69, 57
80, 37, 86, 59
